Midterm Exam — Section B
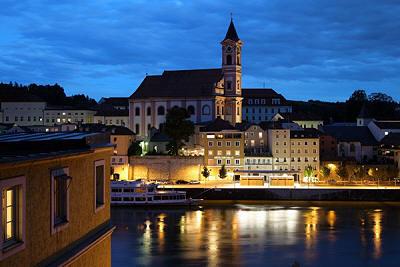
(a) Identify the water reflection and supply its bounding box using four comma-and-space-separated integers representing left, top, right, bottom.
112, 204, 400, 267
372, 210, 382, 259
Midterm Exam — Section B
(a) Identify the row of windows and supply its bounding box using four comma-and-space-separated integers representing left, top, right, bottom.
134, 105, 211, 116
246, 158, 272, 164
6, 116, 43, 122
244, 107, 289, 114
46, 118, 84, 123
273, 157, 318, 162
4, 107, 42, 110
46, 112, 85, 116
247, 140, 265, 146
98, 119, 126, 126
275, 149, 318, 154
273, 165, 318, 171
208, 150, 241, 156
247, 98, 282, 105
0, 160, 105, 258
208, 141, 241, 147
215, 159, 240, 166
245, 132, 263, 138
275, 141, 318, 146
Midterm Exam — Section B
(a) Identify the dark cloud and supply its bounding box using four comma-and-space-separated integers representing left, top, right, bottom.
0, 0, 399, 101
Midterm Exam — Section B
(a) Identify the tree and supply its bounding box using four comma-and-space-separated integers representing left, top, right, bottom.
336, 165, 348, 180
201, 167, 210, 180
304, 165, 314, 179
349, 89, 368, 103
128, 141, 142, 156
164, 107, 194, 156
321, 166, 331, 180
218, 164, 227, 179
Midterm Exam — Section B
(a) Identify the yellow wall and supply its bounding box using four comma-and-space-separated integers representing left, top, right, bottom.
0, 147, 112, 266
130, 156, 203, 181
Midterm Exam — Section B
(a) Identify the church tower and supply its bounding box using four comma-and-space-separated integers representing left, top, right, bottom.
221, 18, 243, 124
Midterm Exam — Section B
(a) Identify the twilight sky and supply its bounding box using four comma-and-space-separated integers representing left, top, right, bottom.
0, 0, 399, 102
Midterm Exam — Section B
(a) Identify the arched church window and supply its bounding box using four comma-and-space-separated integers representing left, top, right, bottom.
216, 106, 220, 115
157, 106, 165, 115
202, 105, 210, 115
147, 107, 151, 116
135, 107, 140, 116
226, 55, 232, 65
187, 105, 195, 115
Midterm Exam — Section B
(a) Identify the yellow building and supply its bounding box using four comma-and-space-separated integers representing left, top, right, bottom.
197, 118, 244, 180
290, 129, 320, 181
110, 126, 135, 180
0, 132, 114, 266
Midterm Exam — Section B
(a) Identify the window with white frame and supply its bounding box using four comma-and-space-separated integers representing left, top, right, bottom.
226, 159, 231, 165
217, 159, 222, 165
94, 160, 105, 211
51, 168, 71, 234
235, 159, 240, 165
0, 176, 26, 259
235, 141, 240, 147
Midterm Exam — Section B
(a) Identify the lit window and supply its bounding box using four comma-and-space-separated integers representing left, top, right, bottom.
217, 150, 222, 156
94, 160, 105, 212
235, 150, 240, 156
226, 150, 231, 156
0, 176, 26, 258
258, 132, 263, 139
208, 150, 213, 156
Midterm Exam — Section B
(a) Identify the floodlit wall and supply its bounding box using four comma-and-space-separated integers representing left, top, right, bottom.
129, 156, 203, 181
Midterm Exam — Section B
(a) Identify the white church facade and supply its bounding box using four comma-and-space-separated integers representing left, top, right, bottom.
129, 19, 243, 138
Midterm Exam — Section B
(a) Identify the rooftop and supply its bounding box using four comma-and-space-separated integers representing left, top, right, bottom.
373, 121, 400, 130
199, 118, 237, 132
0, 132, 111, 163
322, 125, 378, 146
131, 69, 223, 99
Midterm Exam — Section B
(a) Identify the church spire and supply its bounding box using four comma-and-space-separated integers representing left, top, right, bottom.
223, 18, 240, 42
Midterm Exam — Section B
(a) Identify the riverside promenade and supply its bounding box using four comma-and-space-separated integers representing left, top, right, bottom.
162, 183, 400, 201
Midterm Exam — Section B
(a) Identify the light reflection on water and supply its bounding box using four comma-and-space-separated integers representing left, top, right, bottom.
111, 204, 400, 267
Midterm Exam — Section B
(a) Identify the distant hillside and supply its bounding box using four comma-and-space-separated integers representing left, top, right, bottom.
289, 90, 400, 123
0, 82, 98, 109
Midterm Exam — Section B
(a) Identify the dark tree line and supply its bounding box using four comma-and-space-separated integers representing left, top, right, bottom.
291, 89, 399, 122
0, 82, 97, 108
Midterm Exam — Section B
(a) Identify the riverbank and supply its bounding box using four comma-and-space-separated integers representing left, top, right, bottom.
166, 187, 400, 201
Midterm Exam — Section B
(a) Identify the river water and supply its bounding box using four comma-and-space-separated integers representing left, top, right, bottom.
111, 203, 400, 267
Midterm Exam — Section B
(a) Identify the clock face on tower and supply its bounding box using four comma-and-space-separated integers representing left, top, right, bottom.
226, 46, 232, 53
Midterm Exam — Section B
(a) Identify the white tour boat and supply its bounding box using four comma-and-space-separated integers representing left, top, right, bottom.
111, 180, 202, 206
